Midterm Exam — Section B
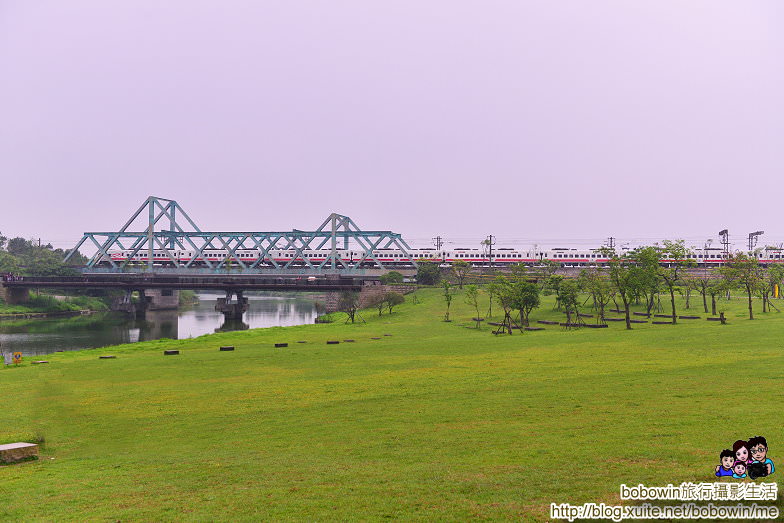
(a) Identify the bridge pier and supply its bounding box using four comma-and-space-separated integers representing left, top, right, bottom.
144, 289, 179, 310
0, 286, 28, 305
111, 290, 151, 318
215, 290, 248, 321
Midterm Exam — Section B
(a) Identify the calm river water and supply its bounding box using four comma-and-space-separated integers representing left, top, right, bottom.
0, 292, 321, 356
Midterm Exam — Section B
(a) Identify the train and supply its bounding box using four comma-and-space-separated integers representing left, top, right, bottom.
99, 245, 784, 268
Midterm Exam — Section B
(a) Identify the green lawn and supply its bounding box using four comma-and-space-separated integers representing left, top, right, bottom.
1, 288, 782, 520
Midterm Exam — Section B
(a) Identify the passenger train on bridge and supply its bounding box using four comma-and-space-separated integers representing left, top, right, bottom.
101, 245, 784, 268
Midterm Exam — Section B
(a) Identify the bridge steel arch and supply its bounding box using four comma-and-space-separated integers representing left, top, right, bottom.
64, 196, 416, 275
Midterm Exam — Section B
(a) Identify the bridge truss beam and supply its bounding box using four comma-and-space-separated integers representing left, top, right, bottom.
65, 196, 416, 274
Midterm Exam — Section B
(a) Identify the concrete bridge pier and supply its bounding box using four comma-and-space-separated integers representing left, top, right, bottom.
0, 286, 29, 305
111, 290, 151, 318
215, 290, 248, 321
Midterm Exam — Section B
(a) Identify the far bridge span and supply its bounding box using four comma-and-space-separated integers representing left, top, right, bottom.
2, 274, 372, 321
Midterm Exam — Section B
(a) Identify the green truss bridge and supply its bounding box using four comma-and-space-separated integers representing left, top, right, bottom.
63, 196, 417, 276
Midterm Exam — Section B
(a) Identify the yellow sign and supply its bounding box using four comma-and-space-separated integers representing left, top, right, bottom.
12, 352, 22, 365
776, 284, 780, 299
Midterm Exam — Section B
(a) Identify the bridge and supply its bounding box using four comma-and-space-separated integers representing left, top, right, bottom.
2, 273, 369, 321
2, 197, 411, 321
63, 196, 417, 275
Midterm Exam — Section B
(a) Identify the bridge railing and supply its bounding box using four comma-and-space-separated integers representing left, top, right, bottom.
2, 274, 369, 292
80, 266, 371, 276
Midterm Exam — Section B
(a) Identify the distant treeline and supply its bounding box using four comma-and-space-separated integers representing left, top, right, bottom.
0, 233, 86, 276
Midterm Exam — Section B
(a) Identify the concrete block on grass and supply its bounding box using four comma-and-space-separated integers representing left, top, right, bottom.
0, 443, 39, 464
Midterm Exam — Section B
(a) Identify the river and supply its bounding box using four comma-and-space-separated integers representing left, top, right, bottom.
0, 292, 321, 356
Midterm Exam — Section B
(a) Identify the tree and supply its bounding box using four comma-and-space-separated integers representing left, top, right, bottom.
633, 246, 663, 314
537, 260, 559, 289
488, 277, 518, 334
451, 260, 470, 289
0, 232, 6, 250
338, 291, 360, 323
464, 284, 481, 328
655, 240, 695, 324
509, 263, 528, 283
721, 253, 763, 320
708, 278, 724, 316
0, 251, 20, 274
544, 274, 564, 310
559, 279, 581, 326
367, 292, 386, 316
579, 268, 613, 322
442, 281, 453, 321
384, 291, 405, 314
600, 247, 637, 330
7, 237, 32, 256
510, 280, 540, 327
692, 274, 712, 314
416, 261, 441, 285
761, 264, 784, 313
380, 271, 404, 285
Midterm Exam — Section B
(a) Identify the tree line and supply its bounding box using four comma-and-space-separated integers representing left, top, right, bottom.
0, 233, 86, 276
415, 240, 784, 329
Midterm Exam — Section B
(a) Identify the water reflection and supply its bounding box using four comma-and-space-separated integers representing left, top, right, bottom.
0, 292, 320, 356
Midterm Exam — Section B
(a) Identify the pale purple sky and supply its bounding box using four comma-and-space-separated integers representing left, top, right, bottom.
1, 1, 782, 251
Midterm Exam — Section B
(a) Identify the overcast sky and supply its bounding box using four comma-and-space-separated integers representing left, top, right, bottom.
1, 1, 782, 251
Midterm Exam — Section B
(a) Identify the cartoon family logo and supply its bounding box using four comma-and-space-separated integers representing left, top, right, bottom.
715, 436, 775, 479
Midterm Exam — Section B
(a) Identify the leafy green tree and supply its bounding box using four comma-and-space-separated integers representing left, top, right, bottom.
720, 253, 763, 320
544, 274, 564, 309
558, 279, 581, 325
691, 274, 712, 314
600, 247, 637, 330
384, 291, 405, 314
761, 264, 784, 313
707, 278, 724, 316
7, 237, 32, 256
464, 284, 481, 328
0, 232, 6, 250
380, 271, 404, 285
442, 281, 453, 321
510, 280, 540, 327
451, 260, 470, 289
0, 251, 20, 273
509, 263, 528, 283
416, 261, 441, 286
367, 292, 386, 316
579, 268, 613, 322
488, 277, 517, 334
655, 240, 695, 324
338, 291, 360, 323
537, 259, 559, 289
632, 246, 662, 314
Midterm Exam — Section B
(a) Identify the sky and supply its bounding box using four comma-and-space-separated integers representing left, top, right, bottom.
1, 1, 782, 252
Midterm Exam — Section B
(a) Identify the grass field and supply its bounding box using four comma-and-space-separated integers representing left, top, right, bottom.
1, 287, 782, 520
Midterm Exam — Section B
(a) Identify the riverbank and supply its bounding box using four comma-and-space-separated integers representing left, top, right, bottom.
0, 293, 321, 356
1, 288, 782, 520
0, 294, 109, 318
0, 309, 94, 320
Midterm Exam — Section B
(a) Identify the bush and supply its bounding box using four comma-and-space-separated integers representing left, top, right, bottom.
380, 271, 404, 285
416, 261, 441, 286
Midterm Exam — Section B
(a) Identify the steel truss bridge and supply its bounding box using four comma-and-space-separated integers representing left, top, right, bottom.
64, 196, 416, 276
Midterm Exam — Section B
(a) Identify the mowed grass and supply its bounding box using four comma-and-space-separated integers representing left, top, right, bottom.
1, 288, 783, 520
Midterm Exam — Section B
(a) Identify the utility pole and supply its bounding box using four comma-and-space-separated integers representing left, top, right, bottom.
719, 229, 729, 258
432, 236, 443, 251
748, 231, 764, 252
485, 235, 495, 267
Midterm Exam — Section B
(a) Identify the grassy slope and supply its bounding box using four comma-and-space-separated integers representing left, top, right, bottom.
1, 288, 782, 521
